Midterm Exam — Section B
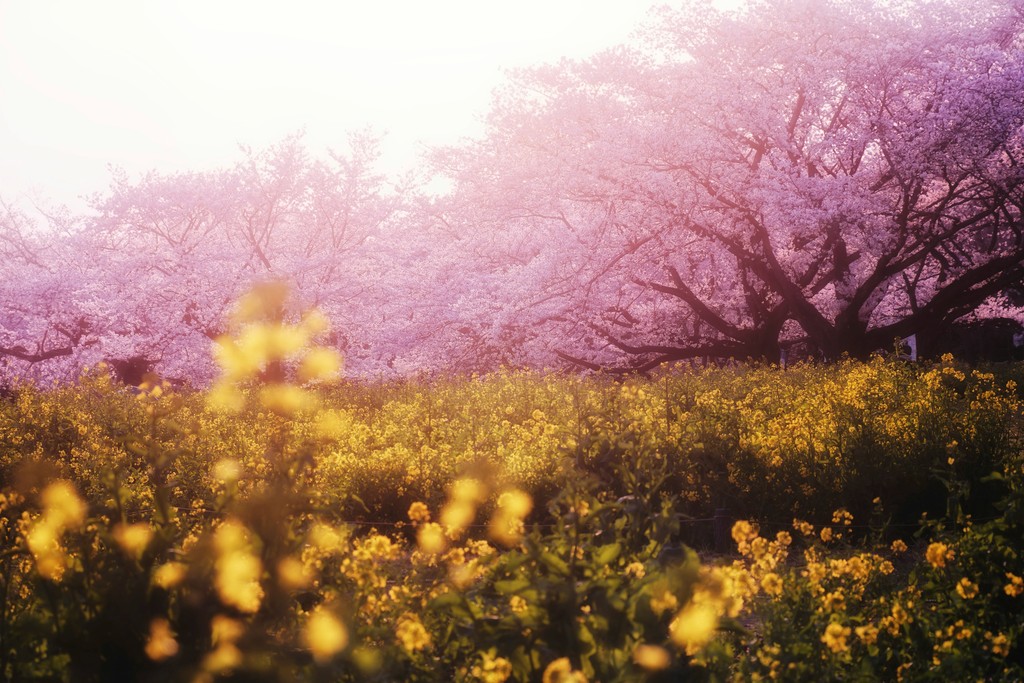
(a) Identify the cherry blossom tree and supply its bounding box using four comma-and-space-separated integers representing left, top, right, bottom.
432, 0, 1024, 370
0, 134, 398, 384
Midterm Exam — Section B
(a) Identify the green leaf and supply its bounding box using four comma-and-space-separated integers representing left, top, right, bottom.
592, 542, 622, 566
494, 578, 532, 595
540, 551, 570, 576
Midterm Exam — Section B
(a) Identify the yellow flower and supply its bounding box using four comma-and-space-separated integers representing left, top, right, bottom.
891, 539, 908, 553
471, 653, 514, 683
793, 519, 815, 537
298, 348, 342, 383
210, 615, 245, 645
113, 522, 153, 558
989, 632, 1010, 657
819, 527, 834, 543
731, 520, 757, 545
649, 588, 679, 615
206, 381, 246, 413
925, 542, 954, 569
441, 500, 476, 537
212, 458, 241, 483
417, 522, 447, 555
277, 556, 313, 590
299, 348, 342, 385
153, 562, 187, 589
304, 608, 349, 663
760, 572, 783, 597
669, 602, 718, 655
216, 552, 264, 613
821, 591, 845, 613
509, 595, 528, 614
26, 522, 66, 582
40, 480, 86, 529
489, 489, 533, 547
308, 523, 348, 553
213, 521, 264, 614
956, 577, 978, 599
855, 624, 879, 646
203, 643, 242, 673
541, 657, 587, 683
144, 618, 179, 661
233, 279, 290, 323
633, 644, 671, 670
821, 622, 851, 654
625, 561, 646, 579
1004, 572, 1023, 597
407, 501, 431, 523
832, 508, 853, 526
396, 613, 431, 653
497, 489, 533, 518
259, 383, 316, 416
451, 478, 487, 504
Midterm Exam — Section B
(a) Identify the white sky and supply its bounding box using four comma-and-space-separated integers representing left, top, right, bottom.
0, 1, 667, 213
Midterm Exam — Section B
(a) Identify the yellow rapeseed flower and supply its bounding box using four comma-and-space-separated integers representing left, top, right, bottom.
451, 478, 487, 504
395, 613, 431, 653
925, 542, 954, 569
298, 348, 342, 383
541, 657, 587, 683
113, 522, 153, 558
471, 652, 513, 683
441, 500, 475, 536
625, 561, 646, 579
407, 501, 431, 523
259, 383, 316, 416
417, 522, 447, 555
212, 458, 241, 483
206, 381, 246, 413
153, 562, 187, 589
144, 618, 179, 661
277, 556, 313, 590
210, 615, 245, 645
760, 573, 783, 597
304, 608, 349, 663
496, 489, 533, 519
821, 622, 851, 654
633, 644, 671, 671
233, 280, 289, 323
509, 595, 528, 614
40, 480, 86, 529
490, 489, 533, 547
956, 577, 978, 599
1004, 572, 1023, 597
669, 602, 718, 655
855, 624, 879, 646
26, 522, 66, 582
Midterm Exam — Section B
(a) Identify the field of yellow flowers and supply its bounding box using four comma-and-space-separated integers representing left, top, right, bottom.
1, 286, 1022, 681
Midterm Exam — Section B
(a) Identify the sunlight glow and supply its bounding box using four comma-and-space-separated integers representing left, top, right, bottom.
0, 1, 666, 210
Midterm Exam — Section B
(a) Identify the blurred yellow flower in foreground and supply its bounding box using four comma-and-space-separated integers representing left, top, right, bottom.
489, 489, 533, 547
113, 522, 153, 558
153, 562, 187, 589
670, 602, 718, 655
304, 608, 349, 663
633, 644, 672, 670
40, 480, 87, 529
417, 522, 447, 554
213, 521, 264, 613
144, 618, 179, 661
